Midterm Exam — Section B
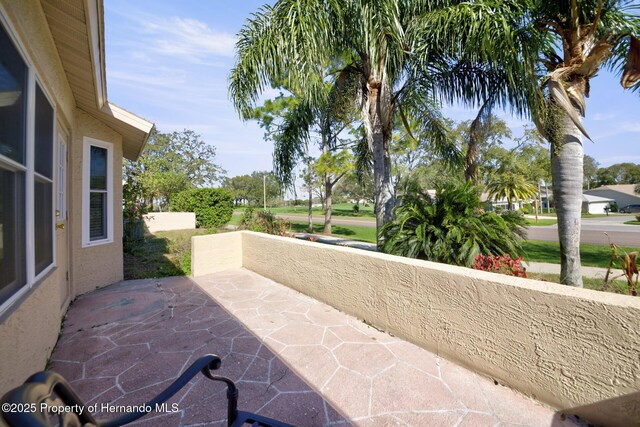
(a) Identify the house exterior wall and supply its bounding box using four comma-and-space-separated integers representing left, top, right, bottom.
69, 109, 124, 296
191, 231, 640, 426
582, 201, 610, 214
0, 0, 76, 395
583, 189, 640, 208
0, 0, 76, 126
0, 0, 128, 395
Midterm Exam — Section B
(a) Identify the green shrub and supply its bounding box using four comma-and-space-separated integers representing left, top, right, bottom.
521, 203, 534, 215
352, 204, 360, 214
170, 188, 233, 229
635, 214, 640, 222
610, 202, 619, 213
239, 207, 290, 235
382, 181, 527, 267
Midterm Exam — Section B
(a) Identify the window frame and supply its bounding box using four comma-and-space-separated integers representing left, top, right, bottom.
56, 132, 67, 221
0, 11, 56, 315
82, 137, 114, 247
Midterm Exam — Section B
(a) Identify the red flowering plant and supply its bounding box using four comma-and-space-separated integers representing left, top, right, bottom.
472, 254, 528, 278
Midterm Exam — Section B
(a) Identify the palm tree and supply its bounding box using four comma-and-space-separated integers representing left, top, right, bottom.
410, 1, 640, 286
229, 0, 503, 247
487, 173, 538, 211
523, 1, 640, 286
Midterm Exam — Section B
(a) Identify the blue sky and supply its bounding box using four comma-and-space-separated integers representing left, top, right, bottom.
104, 1, 640, 180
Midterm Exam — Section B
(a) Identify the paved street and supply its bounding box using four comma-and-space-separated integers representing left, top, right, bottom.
275, 213, 640, 246
276, 214, 378, 228
526, 226, 639, 246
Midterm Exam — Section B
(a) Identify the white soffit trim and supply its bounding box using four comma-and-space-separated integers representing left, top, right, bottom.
84, 0, 107, 110
102, 102, 154, 134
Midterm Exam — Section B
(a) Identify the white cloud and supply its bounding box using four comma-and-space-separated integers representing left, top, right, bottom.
140, 17, 236, 62
598, 155, 640, 166
592, 112, 615, 121
621, 122, 640, 133
109, 69, 187, 87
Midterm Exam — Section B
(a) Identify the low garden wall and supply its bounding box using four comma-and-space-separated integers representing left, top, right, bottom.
191, 231, 640, 426
143, 212, 196, 233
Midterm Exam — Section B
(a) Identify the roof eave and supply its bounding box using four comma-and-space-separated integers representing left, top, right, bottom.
83, 0, 152, 160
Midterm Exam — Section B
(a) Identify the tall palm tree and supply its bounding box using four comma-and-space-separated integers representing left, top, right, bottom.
410, 0, 640, 286
229, 0, 504, 247
533, 2, 639, 286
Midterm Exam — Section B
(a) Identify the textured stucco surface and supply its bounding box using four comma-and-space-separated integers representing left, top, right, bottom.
192, 231, 640, 426
0, 276, 62, 396
69, 110, 124, 296
143, 212, 196, 233
0, 0, 76, 396
0, 0, 134, 399
192, 232, 242, 276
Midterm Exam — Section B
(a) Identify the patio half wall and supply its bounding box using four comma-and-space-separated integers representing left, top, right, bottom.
192, 231, 640, 426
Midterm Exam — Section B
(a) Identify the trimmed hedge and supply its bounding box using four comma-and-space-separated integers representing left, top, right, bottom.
170, 188, 233, 229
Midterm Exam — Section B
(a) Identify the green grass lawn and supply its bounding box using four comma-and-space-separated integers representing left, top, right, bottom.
124, 228, 211, 279
624, 220, 640, 225
528, 212, 634, 218
525, 218, 557, 226
273, 220, 637, 269
522, 240, 639, 268
235, 203, 376, 218
228, 214, 242, 226
285, 221, 377, 243
527, 273, 631, 294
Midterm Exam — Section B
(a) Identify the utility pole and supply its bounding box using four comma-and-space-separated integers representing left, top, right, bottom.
544, 180, 550, 214
263, 174, 267, 210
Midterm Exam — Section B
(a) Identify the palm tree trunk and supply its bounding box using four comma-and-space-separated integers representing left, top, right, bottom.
324, 174, 332, 234
362, 77, 394, 247
465, 99, 491, 184
305, 142, 313, 233
552, 113, 584, 287
324, 135, 332, 234
464, 138, 480, 184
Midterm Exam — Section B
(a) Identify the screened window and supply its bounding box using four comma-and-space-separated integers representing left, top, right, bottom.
83, 138, 113, 246
89, 146, 107, 240
56, 135, 67, 220
34, 83, 54, 275
0, 20, 55, 309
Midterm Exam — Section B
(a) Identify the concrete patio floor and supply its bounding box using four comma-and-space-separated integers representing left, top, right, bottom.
49, 269, 581, 426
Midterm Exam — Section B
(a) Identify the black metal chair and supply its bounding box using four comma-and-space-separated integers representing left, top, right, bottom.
1, 354, 295, 427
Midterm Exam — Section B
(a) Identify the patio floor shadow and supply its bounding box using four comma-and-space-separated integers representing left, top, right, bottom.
49, 269, 583, 427
49, 275, 349, 426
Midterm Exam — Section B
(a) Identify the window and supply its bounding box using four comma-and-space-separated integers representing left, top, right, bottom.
0, 19, 55, 309
56, 133, 67, 220
82, 138, 113, 246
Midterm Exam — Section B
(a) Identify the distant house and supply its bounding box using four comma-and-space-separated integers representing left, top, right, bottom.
479, 191, 547, 211
583, 184, 640, 208
0, 0, 153, 394
581, 194, 614, 214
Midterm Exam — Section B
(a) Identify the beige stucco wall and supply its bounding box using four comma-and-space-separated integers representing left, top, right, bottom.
0, 275, 62, 396
193, 231, 640, 426
192, 233, 243, 276
0, 0, 134, 397
0, 0, 77, 396
144, 212, 196, 233
69, 109, 124, 296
